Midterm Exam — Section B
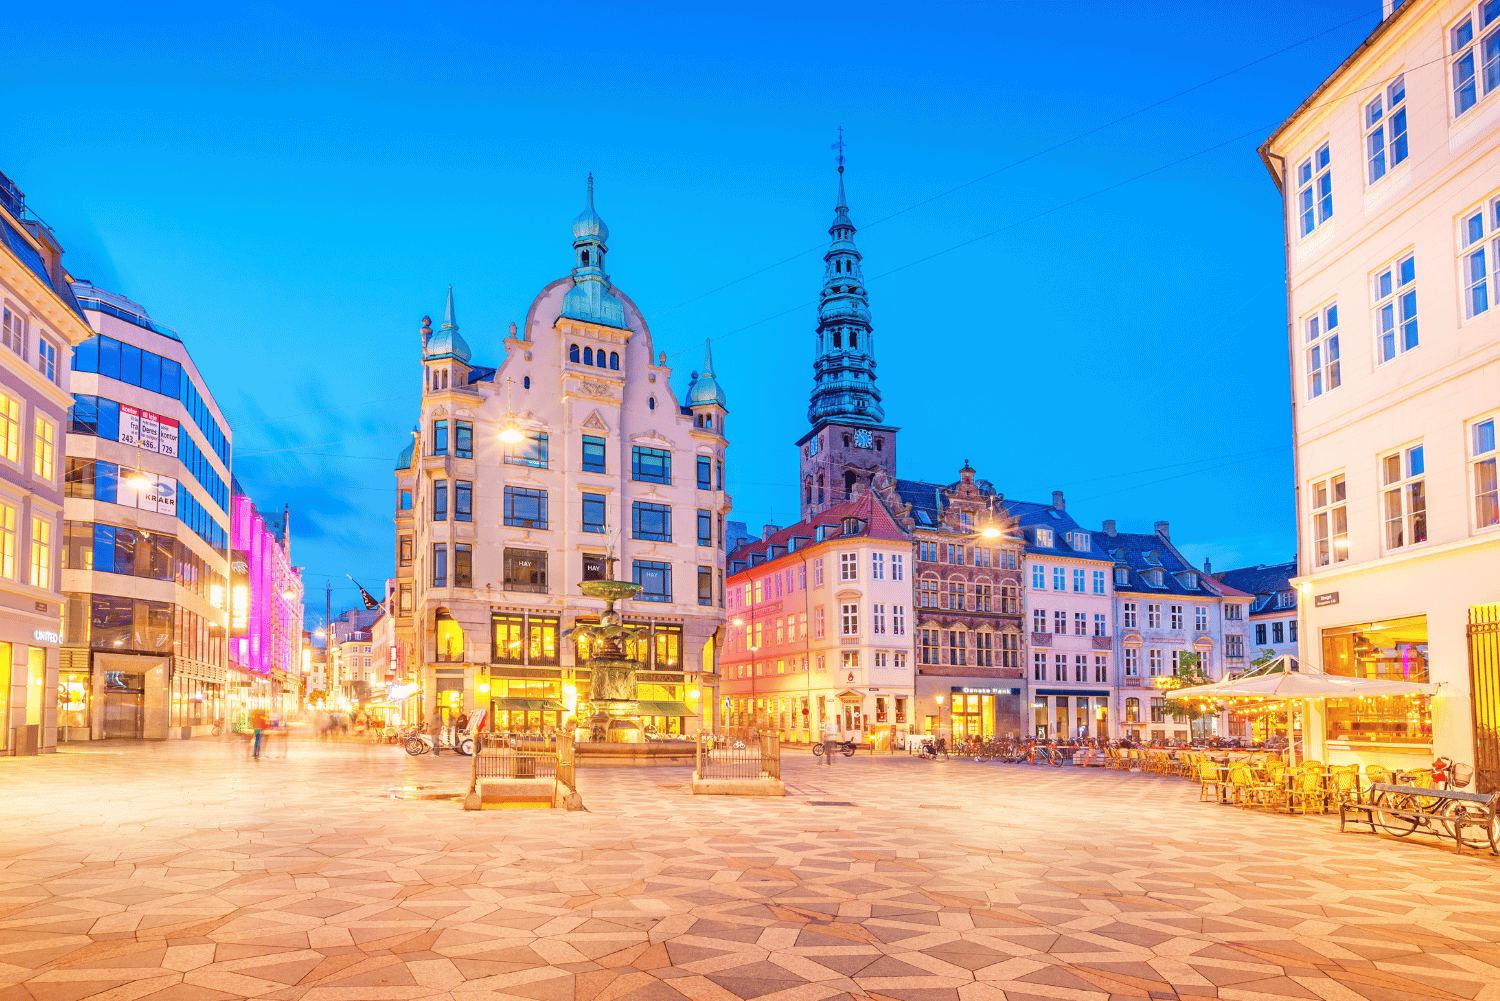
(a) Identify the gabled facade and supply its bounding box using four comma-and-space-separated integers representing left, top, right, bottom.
894, 464, 1025, 740
1101, 519, 1236, 741
1007, 494, 1115, 739
723, 493, 913, 745
394, 180, 730, 738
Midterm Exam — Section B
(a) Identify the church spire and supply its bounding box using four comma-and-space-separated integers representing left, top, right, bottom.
807, 138, 882, 426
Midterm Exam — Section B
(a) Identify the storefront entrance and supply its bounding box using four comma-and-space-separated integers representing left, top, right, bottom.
102, 672, 145, 739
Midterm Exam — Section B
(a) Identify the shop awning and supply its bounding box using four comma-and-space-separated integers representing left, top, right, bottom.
492, 698, 569, 712
636, 701, 693, 716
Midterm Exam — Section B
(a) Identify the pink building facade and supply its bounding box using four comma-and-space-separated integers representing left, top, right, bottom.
229, 493, 303, 704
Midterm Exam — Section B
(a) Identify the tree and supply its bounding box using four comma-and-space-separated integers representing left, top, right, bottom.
1158, 651, 1216, 723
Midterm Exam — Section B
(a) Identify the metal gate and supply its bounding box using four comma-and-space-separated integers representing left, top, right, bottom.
1468, 604, 1500, 795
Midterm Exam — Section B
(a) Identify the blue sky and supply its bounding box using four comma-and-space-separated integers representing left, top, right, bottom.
8, 1, 1381, 622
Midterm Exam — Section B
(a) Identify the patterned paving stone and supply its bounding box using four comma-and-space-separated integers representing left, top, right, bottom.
1, 741, 1498, 1001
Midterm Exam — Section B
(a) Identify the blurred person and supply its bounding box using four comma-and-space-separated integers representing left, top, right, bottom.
251, 706, 270, 760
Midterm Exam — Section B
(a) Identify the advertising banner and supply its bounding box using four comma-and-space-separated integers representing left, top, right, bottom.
229, 550, 250, 640
119, 404, 181, 458
117, 473, 178, 516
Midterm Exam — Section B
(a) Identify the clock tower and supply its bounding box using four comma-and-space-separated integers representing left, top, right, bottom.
796, 150, 899, 521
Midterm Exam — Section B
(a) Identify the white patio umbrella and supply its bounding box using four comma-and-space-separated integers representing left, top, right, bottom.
1171, 669, 1435, 764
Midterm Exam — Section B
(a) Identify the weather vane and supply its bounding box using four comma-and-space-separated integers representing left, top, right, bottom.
831, 126, 845, 173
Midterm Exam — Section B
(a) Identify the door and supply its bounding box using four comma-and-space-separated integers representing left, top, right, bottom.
102, 690, 144, 738
1468, 604, 1500, 794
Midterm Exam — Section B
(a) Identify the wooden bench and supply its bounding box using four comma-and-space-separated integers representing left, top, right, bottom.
1340, 782, 1499, 855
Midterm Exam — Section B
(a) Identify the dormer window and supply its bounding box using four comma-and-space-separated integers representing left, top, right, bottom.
1114, 566, 1129, 586
1275, 590, 1296, 609
1035, 528, 1054, 547
1144, 550, 1162, 566
842, 517, 861, 535
1067, 531, 1090, 551
1144, 569, 1164, 587
1181, 572, 1197, 589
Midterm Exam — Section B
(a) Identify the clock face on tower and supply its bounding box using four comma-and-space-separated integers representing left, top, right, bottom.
853, 430, 873, 449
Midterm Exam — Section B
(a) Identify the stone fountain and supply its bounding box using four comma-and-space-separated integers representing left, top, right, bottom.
567, 571, 694, 766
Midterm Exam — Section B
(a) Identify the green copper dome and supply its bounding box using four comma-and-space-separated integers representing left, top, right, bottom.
425, 286, 472, 364
572, 173, 609, 242
687, 341, 728, 408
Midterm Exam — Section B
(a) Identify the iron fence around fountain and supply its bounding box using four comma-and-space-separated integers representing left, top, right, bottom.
695, 730, 781, 781
473, 732, 560, 781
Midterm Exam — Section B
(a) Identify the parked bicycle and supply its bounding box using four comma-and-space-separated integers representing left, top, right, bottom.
1369, 757, 1493, 848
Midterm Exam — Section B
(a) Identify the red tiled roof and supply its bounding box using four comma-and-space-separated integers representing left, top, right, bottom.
727, 492, 907, 572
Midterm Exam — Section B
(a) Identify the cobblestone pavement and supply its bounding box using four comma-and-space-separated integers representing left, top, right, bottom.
1, 740, 1498, 1001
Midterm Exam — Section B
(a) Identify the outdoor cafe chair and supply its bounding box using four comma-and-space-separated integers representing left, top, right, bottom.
1288, 766, 1327, 815
1327, 764, 1361, 811
1198, 760, 1222, 802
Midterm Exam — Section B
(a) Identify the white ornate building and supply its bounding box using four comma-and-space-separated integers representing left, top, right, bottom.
393, 180, 731, 735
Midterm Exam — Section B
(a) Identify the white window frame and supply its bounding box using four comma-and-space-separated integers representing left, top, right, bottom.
1124, 648, 1139, 677
1296, 141, 1332, 238
1459, 196, 1500, 321
839, 552, 857, 581
871, 552, 884, 580
32, 417, 55, 483
1148, 648, 1163, 677
1450, 4, 1500, 119
890, 554, 904, 581
1052, 566, 1065, 591
1373, 252, 1419, 364
1304, 301, 1341, 399
1169, 604, 1183, 630
840, 602, 859, 635
1122, 602, 1137, 629
1472, 414, 1499, 532
1379, 444, 1427, 551
1147, 603, 1161, 629
1365, 73, 1408, 185
1310, 472, 1349, 566
1031, 563, 1045, 589
1195, 606, 1208, 632
0, 500, 15, 579
813, 558, 824, 587
871, 603, 886, 635
1, 304, 26, 359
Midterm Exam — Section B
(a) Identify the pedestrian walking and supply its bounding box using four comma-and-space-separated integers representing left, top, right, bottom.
251, 706, 270, 760
431, 709, 444, 755
821, 716, 841, 766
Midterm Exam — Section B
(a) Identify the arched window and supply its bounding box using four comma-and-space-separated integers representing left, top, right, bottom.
832, 330, 842, 348
849, 331, 858, 348
569, 344, 580, 363
805, 479, 812, 503
441, 370, 448, 388
842, 434, 851, 447
609, 351, 619, 369
581, 249, 590, 266
817, 474, 824, 503
705, 414, 712, 428
583, 346, 593, 366
596, 350, 606, 369
649, 396, 656, 410
523, 376, 531, 389
695, 414, 703, 428
844, 470, 855, 498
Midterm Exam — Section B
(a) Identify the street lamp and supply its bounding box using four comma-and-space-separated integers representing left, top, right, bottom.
498, 377, 525, 444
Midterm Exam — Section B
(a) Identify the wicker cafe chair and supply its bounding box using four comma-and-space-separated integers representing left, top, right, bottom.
1226, 763, 1261, 807
1327, 764, 1361, 809
1287, 765, 1327, 815
1198, 760, 1223, 802
1179, 752, 1200, 778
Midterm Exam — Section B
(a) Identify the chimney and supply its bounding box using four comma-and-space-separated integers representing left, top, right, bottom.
1102, 520, 1116, 537
761, 524, 781, 542
1052, 490, 1065, 510
1154, 520, 1170, 540
1203, 557, 1212, 574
